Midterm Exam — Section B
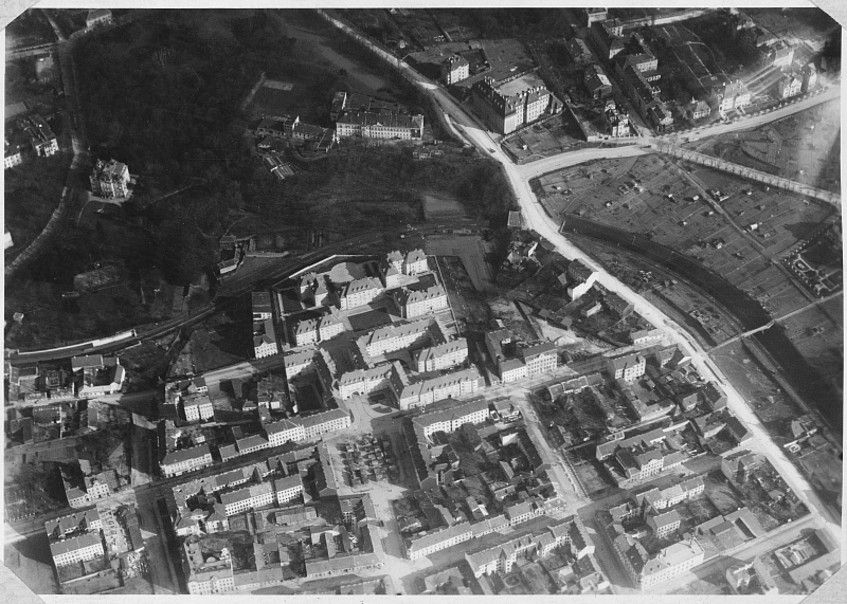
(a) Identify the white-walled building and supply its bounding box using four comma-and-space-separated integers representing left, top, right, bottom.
442, 54, 470, 85
414, 397, 490, 440
294, 318, 320, 347
399, 367, 483, 410
339, 277, 383, 310
362, 318, 432, 357
161, 444, 213, 477
49, 532, 104, 567
608, 353, 646, 382
397, 285, 449, 318
414, 338, 468, 372
338, 363, 406, 401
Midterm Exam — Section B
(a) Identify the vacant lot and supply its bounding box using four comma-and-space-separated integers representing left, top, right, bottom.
778, 295, 843, 394
434, 255, 491, 328
502, 116, 588, 164
426, 233, 494, 292
421, 192, 467, 221
711, 341, 802, 440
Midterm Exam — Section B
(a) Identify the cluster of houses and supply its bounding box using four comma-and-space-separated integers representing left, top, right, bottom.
398, 398, 565, 556
568, 7, 823, 134
44, 501, 146, 589
485, 330, 559, 384
256, 248, 513, 413
157, 407, 351, 478
4, 112, 58, 170
597, 464, 768, 589
46, 508, 106, 570
4, 354, 125, 407
170, 444, 384, 593
62, 458, 125, 509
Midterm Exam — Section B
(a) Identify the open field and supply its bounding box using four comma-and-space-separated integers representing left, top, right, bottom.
421, 192, 467, 221
778, 295, 843, 393
425, 233, 494, 292
536, 151, 837, 338
690, 100, 841, 194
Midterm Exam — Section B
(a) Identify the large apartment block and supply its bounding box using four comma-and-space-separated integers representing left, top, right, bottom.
398, 367, 483, 410
607, 352, 646, 382
396, 284, 449, 319
49, 531, 105, 567
339, 277, 383, 310
521, 342, 558, 376
338, 362, 406, 401
362, 318, 432, 358
414, 338, 468, 372
161, 444, 214, 477
413, 397, 490, 440
266, 419, 307, 447
471, 75, 557, 135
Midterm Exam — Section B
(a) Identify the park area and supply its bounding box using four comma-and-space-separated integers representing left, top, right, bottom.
690, 100, 841, 194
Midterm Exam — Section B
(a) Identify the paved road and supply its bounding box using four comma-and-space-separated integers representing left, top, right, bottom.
320, 14, 841, 550
664, 85, 840, 145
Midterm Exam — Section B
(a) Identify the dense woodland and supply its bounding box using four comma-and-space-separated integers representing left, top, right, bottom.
74, 9, 514, 285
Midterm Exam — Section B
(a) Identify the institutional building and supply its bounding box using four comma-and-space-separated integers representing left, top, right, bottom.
336, 110, 424, 141
471, 74, 559, 135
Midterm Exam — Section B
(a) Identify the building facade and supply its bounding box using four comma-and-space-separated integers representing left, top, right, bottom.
414, 338, 468, 372
442, 55, 470, 85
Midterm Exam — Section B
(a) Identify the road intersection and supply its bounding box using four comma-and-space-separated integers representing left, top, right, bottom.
320, 12, 841, 547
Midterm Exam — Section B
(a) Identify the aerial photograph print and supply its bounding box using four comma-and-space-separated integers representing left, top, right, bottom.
2, 2, 843, 598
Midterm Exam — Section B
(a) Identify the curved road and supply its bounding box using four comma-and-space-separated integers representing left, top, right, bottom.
320, 11, 841, 545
